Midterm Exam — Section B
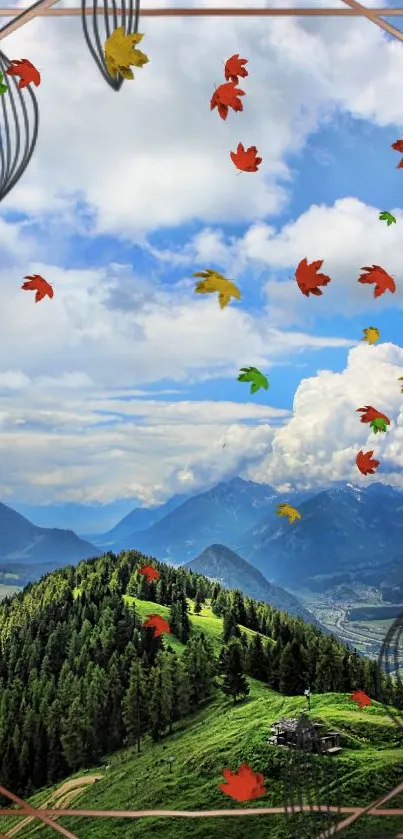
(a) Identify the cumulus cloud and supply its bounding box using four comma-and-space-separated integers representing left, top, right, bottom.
1, 342, 403, 504
252, 342, 403, 490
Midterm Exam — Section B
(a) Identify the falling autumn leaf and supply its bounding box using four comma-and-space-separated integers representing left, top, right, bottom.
358, 265, 396, 298
356, 406, 390, 426
224, 53, 248, 83
210, 81, 245, 121
21, 275, 53, 303
143, 614, 170, 637
356, 450, 380, 476
295, 258, 331, 297
138, 564, 160, 582
218, 763, 267, 803
230, 143, 262, 173
398, 376, 403, 394
237, 367, 269, 394
193, 269, 241, 309
104, 26, 149, 80
350, 689, 371, 709
370, 417, 388, 434
379, 210, 396, 226
6, 58, 40, 88
276, 503, 301, 525
391, 138, 403, 168
362, 326, 379, 345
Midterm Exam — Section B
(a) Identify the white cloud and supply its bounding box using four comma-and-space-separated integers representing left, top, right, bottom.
252, 342, 403, 490
0, 0, 401, 236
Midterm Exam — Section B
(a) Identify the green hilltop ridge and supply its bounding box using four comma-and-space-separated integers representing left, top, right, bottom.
0, 548, 402, 839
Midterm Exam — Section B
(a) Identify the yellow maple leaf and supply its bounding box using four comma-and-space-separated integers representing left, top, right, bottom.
104, 26, 149, 80
362, 326, 380, 345
193, 269, 241, 309
276, 503, 301, 525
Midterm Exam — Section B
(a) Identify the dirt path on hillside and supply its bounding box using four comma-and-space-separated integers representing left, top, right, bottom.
6, 775, 104, 837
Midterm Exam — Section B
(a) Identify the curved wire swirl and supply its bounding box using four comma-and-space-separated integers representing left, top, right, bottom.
0, 51, 39, 202
81, 0, 140, 91
377, 609, 403, 729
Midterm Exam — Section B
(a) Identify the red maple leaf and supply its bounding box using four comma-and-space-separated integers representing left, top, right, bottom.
224, 53, 248, 83
218, 763, 267, 803
21, 275, 53, 303
295, 258, 331, 297
138, 564, 160, 582
210, 81, 245, 121
230, 143, 262, 172
6, 59, 40, 89
356, 406, 390, 425
392, 138, 403, 167
358, 265, 396, 298
143, 614, 170, 637
350, 689, 371, 709
356, 450, 380, 476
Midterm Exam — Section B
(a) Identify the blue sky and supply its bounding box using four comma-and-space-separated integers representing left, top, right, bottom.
1, 0, 403, 532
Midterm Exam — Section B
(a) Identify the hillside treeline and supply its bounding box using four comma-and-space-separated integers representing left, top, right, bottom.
0, 549, 401, 799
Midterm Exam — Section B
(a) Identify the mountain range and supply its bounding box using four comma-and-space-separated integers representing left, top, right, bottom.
0, 502, 97, 580
2, 478, 403, 599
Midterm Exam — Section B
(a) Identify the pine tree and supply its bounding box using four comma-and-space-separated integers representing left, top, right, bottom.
148, 653, 173, 741
220, 640, 250, 704
278, 641, 306, 695
182, 634, 215, 707
246, 633, 268, 681
194, 590, 203, 615
222, 609, 241, 643
167, 654, 191, 732
122, 658, 148, 752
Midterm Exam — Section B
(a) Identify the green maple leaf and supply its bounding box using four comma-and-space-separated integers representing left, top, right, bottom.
370, 417, 387, 433
237, 366, 269, 394
379, 210, 396, 226
0, 72, 8, 95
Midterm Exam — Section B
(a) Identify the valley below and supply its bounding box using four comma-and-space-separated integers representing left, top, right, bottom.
297, 586, 403, 671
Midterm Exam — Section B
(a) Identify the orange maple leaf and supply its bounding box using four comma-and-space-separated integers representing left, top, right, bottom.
295, 258, 331, 297
392, 138, 403, 167
224, 53, 248, 83
143, 614, 170, 637
350, 689, 371, 709
356, 406, 390, 425
218, 763, 267, 803
230, 143, 262, 172
21, 275, 53, 303
358, 265, 396, 298
356, 450, 379, 476
210, 81, 245, 121
138, 564, 160, 582
6, 59, 40, 89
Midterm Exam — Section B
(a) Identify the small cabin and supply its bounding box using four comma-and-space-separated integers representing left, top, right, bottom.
268, 717, 341, 755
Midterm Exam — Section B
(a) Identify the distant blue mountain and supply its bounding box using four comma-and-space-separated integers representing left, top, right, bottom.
88, 493, 190, 548
237, 482, 403, 587
11, 499, 140, 534
0, 502, 99, 579
120, 477, 280, 563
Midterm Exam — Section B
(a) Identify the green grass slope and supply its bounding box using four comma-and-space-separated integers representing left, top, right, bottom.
2, 599, 403, 839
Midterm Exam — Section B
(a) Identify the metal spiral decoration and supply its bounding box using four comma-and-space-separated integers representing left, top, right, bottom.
378, 608, 403, 729
0, 50, 39, 203
81, 0, 140, 91
283, 715, 342, 838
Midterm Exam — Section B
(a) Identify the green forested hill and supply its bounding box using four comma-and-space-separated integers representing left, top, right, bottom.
0, 549, 402, 839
